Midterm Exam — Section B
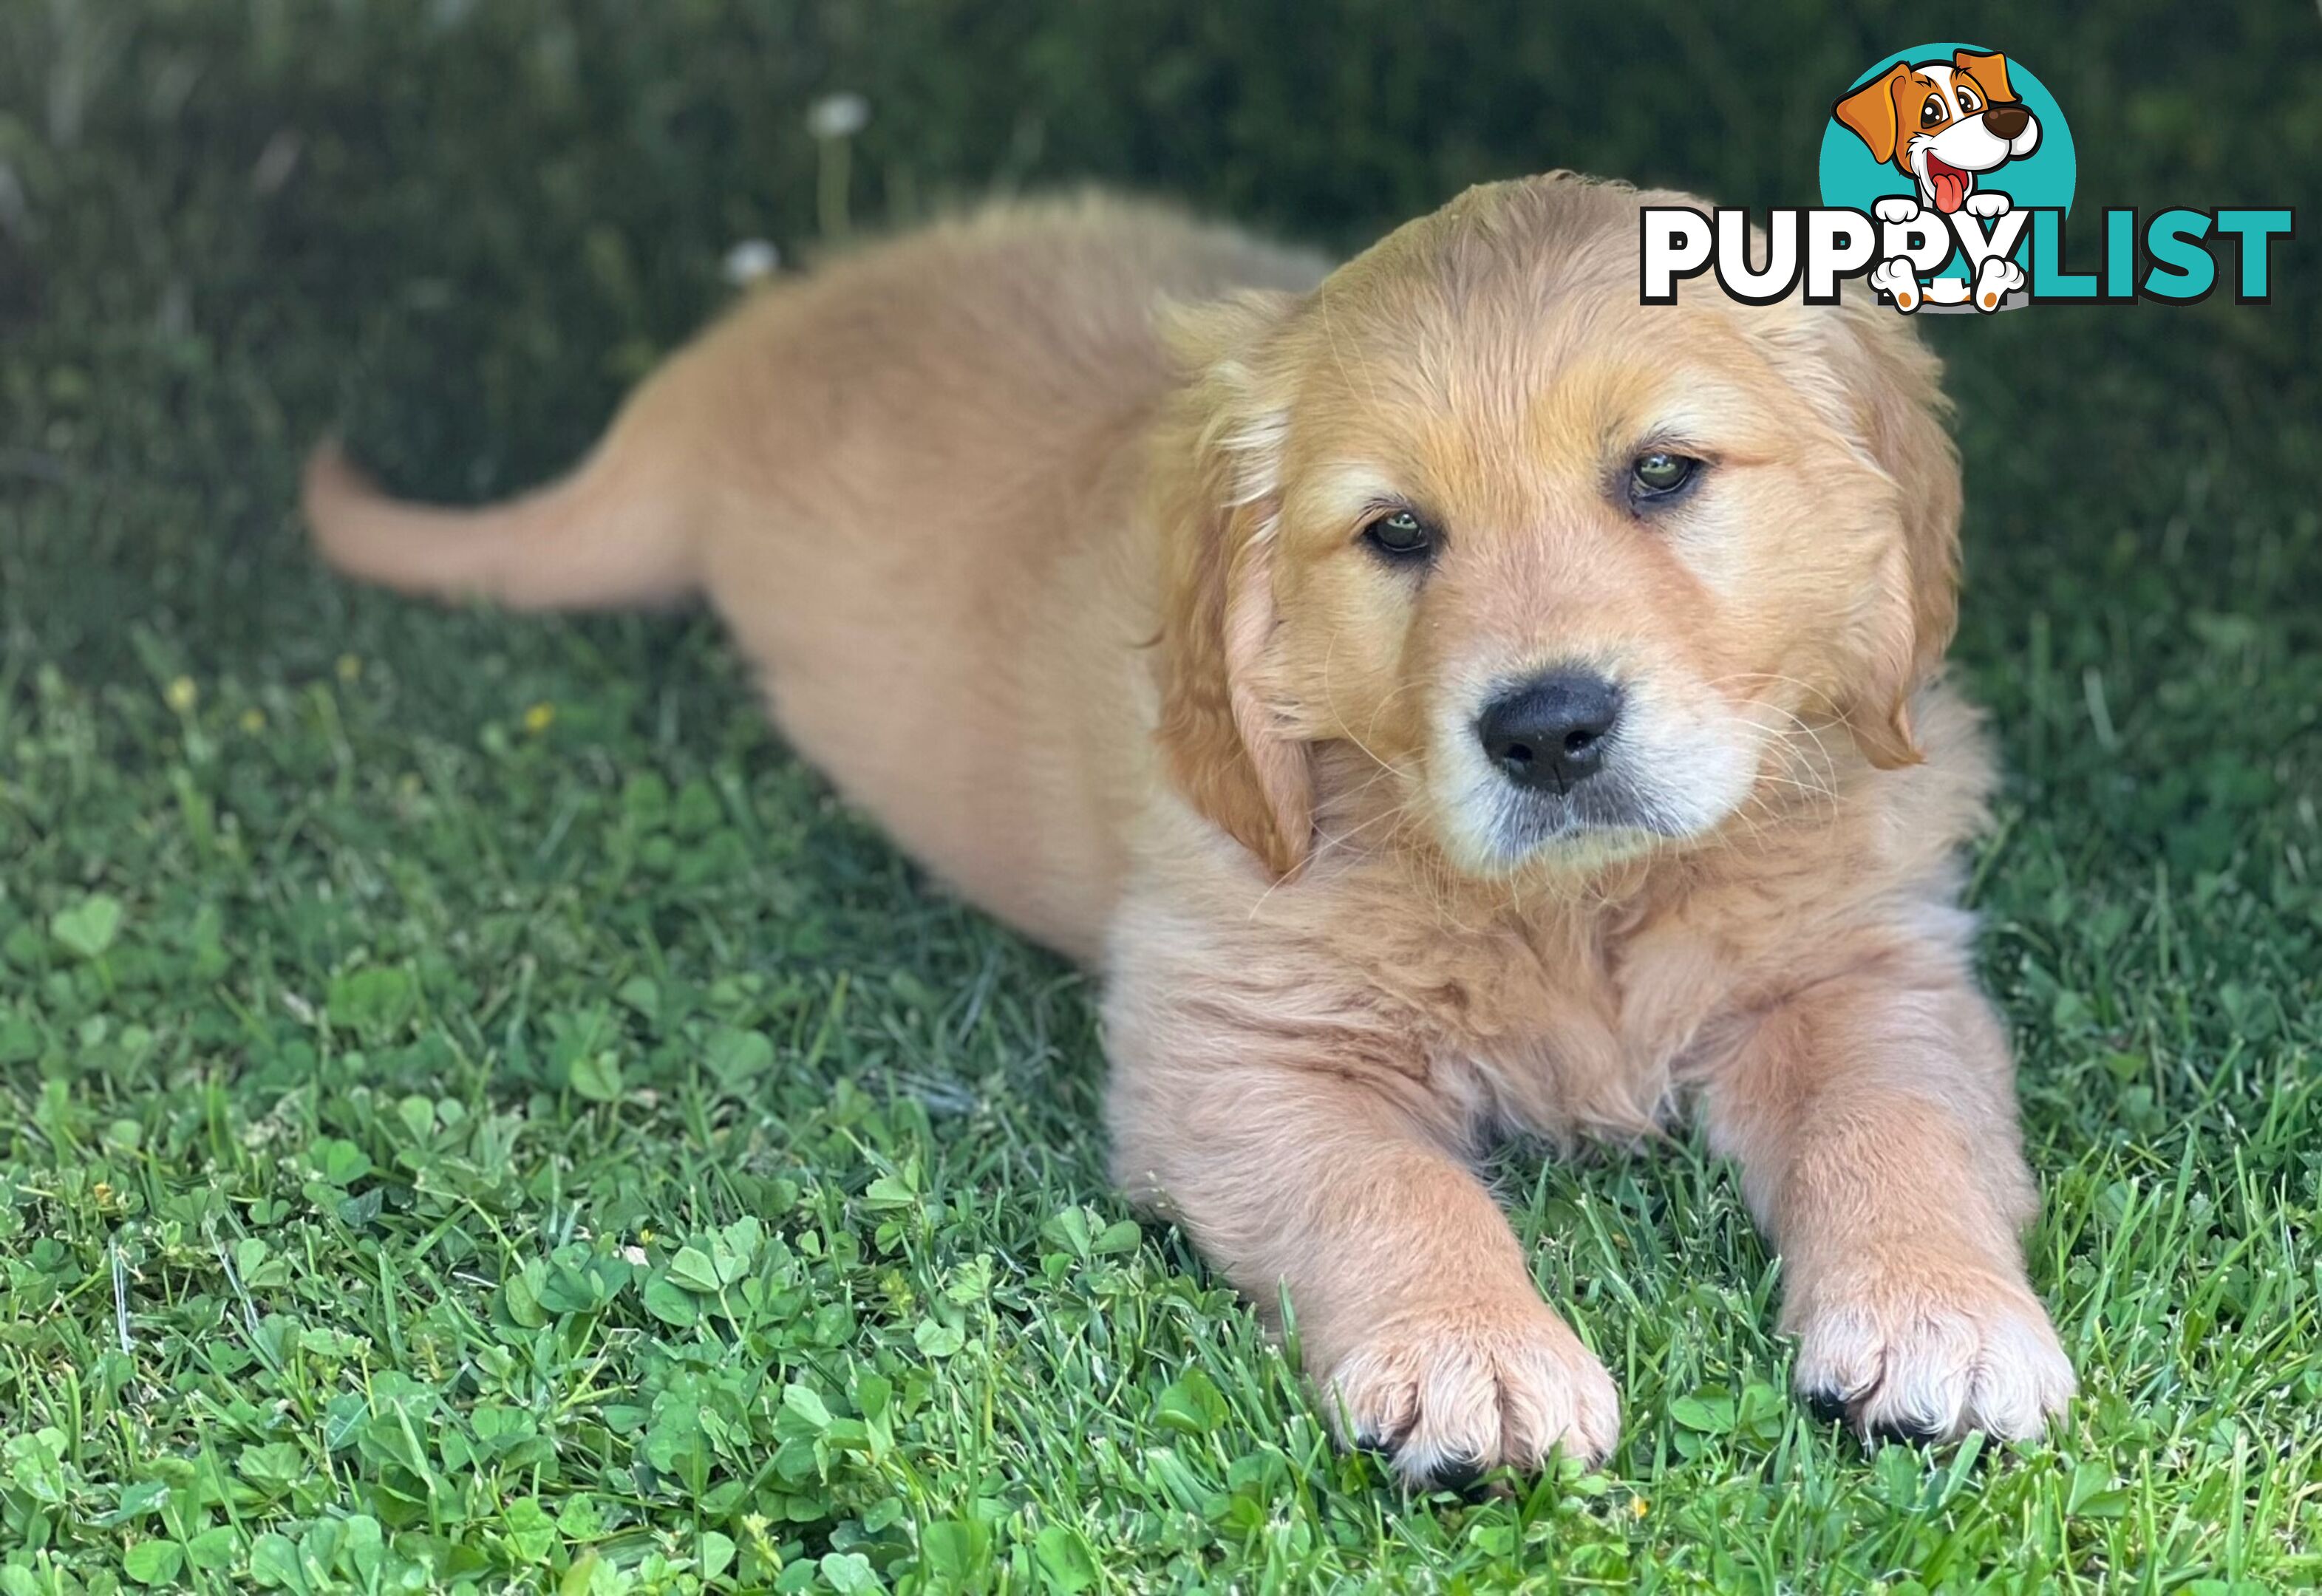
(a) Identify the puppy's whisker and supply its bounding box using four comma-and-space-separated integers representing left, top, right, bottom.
1317, 798, 1422, 859
1318, 631, 1419, 785
1357, 673, 1430, 752
1726, 696, 1844, 799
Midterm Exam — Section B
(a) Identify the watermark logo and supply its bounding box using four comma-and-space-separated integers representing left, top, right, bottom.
1641, 44, 2291, 313
1823, 46, 2065, 310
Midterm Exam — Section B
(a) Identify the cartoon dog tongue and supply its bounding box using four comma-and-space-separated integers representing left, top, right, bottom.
1926, 156, 1969, 214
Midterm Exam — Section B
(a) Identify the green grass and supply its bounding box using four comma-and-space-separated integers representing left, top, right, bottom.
3, 1, 2319, 1591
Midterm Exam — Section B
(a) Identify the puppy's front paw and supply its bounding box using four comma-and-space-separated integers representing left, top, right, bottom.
1962, 191, 2012, 220
1873, 197, 1923, 225
1791, 1266, 2074, 1445
1321, 1300, 1620, 1487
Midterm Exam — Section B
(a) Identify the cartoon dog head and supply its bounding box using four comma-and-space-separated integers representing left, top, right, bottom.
1834, 50, 2040, 215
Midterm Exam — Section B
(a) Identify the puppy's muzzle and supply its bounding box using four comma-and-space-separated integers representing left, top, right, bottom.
1477, 671, 1622, 794
1981, 103, 2031, 140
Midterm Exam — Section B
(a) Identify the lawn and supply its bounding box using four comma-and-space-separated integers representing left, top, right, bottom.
2, 1, 2319, 1591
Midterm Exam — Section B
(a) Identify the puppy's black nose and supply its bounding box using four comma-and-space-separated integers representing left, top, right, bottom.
1981, 103, 2030, 139
1477, 671, 1622, 792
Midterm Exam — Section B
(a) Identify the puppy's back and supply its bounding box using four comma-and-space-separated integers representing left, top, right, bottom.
307, 196, 1327, 960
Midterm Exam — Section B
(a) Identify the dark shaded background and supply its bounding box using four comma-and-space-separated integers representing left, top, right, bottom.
2, 1, 2315, 678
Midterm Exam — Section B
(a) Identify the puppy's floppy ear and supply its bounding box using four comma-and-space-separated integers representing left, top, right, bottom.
1952, 49, 2018, 105
1743, 287, 1961, 769
1824, 297, 1963, 769
1151, 290, 1314, 876
1833, 64, 1909, 165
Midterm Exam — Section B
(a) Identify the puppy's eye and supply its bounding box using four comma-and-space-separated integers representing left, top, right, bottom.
1921, 95, 1947, 128
1955, 89, 1981, 113
1629, 451, 1700, 505
1362, 508, 1436, 562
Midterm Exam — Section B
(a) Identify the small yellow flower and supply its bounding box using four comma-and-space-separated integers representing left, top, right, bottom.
742, 1512, 780, 1568
523, 701, 556, 734
164, 676, 199, 713
336, 653, 363, 683
239, 708, 267, 734
1632, 1496, 1649, 1518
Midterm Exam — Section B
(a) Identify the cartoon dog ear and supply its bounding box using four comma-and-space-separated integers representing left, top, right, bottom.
1151, 290, 1315, 877
1832, 64, 1909, 166
1952, 48, 2018, 104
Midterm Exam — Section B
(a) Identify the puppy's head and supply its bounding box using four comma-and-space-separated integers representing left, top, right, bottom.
1154, 173, 1961, 881
1834, 50, 2040, 214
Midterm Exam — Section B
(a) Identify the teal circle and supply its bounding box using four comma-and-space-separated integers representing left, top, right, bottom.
1817, 42, 2075, 282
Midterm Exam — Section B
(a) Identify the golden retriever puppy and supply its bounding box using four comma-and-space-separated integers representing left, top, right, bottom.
304, 174, 2074, 1484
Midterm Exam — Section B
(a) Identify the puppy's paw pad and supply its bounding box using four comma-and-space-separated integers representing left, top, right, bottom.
1793, 1272, 2075, 1444
1801, 1385, 1851, 1427
1423, 1452, 1485, 1494
1867, 1413, 1947, 1447
1324, 1302, 1620, 1486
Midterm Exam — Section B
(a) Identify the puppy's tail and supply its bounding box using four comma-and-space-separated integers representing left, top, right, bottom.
302, 438, 697, 611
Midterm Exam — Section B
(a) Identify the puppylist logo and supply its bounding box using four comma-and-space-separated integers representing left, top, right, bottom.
1641, 44, 2292, 313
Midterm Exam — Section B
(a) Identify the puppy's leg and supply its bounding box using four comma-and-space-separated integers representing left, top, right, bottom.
1699, 968, 2074, 1443
1106, 992, 1618, 1485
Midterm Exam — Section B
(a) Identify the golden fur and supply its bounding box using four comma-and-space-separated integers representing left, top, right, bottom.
304, 175, 2073, 1482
